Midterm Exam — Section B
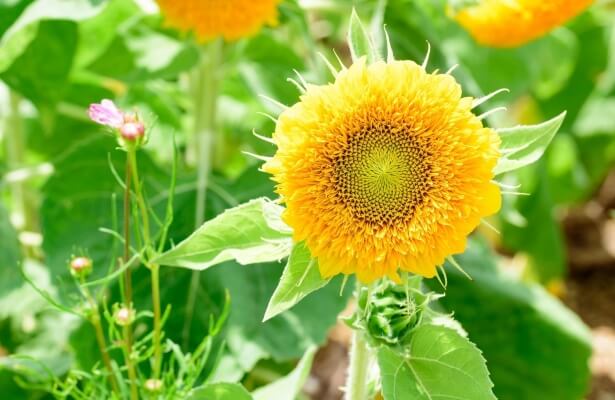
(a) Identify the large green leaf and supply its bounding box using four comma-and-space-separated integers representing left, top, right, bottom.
494, 112, 566, 175
187, 383, 253, 400
263, 242, 329, 322
426, 240, 592, 400
377, 325, 495, 400
154, 198, 292, 270
252, 346, 316, 400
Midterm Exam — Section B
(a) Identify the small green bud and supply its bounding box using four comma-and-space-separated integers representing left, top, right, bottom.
144, 378, 163, 393
113, 305, 135, 326
70, 256, 93, 278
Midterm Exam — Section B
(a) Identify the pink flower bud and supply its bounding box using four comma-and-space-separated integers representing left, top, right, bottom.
88, 99, 124, 128
120, 121, 145, 141
70, 256, 93, 278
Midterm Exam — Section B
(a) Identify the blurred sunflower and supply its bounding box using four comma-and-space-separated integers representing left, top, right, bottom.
157, 0, 280, 42
263, 58, 501, 283
453, 0, 594, 47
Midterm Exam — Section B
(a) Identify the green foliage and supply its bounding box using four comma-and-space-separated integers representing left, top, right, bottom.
378, 325, 495, 400
427, 240, 592, 400
263, 242, 330, 321
0, 204, 21, 296
187, 383, 253, 400
347, 9, 380, 63
495, 112, 566, 175
252, 347, 316, 400
155, 198, 292, 270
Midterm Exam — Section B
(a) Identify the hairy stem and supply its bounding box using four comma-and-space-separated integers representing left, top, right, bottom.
346, 283, 371, 400
183, 39, 223, 348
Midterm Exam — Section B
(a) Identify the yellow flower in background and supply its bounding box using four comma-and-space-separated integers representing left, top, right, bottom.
454, 0, 594, 47
263, 59, 501, 283
157, 0, 281, 42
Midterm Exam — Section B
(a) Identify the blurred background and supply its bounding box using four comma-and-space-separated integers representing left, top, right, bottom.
0, 0, 614, 399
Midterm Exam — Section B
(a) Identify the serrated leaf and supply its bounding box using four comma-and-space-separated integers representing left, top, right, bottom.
252, 346, 316, 400
348, 8, 380, 64
494, 112, 565, 175
263, 242, 329, 321
154, 198, 292, 270
378, 325, 496, 400
187, 383, 253, 400
426, 239, 592, 400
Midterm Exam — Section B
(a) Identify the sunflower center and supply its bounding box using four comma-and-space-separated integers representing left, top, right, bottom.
333, 122, 431, 226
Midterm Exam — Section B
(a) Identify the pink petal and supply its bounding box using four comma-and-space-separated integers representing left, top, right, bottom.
88, 99, 124, 128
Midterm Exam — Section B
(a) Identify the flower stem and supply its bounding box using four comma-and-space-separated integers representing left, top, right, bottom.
346, 283, 371, 400
123, 158, 133, 306
182, 39, 223, 348
90, 310, 120, 394
79, 280, 119, 395
127, 149, 162, 377
122, 324, 139, 400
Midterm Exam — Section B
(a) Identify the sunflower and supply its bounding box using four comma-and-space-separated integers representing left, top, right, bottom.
156, 0, 280, 42
263, 58, 501, 283
454, 0, 593, 47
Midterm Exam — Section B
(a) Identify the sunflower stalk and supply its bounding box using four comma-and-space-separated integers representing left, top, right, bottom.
346, 282, 372, 400
183, 39, 223, 348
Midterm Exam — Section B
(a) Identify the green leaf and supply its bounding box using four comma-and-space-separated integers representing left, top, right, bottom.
154, 198, 292, 270
348, 8, 380, 64
187, 383, 253, 400
263, 242, 329, 322
426, 239, 592, 400
377, 324, 496, 400
252, 346, 316, 400
494, 112, 566, 175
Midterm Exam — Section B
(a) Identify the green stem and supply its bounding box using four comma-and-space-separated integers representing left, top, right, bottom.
346, 283, 371, 400
182, 39, 222, 348
127, 149, 162, 377
123, 158, 133, 306
80, 280, 119, 394
151, 263, 162, 377
122, 324, 139, 400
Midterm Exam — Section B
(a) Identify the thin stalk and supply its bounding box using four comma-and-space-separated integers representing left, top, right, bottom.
127, 149, 162, 378
123, 159, 133, 306
182, 39, 223, 348
345, 283, 371, 400
122, 324, 139, 400
80, 281, 119, 394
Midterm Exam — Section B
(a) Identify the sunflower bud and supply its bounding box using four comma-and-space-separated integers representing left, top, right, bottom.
113, 305, 135, 326
69, 256, 93, 278
356, 279, 426, 346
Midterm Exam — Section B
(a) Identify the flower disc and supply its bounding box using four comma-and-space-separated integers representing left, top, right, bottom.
454, 0, 593, 47
263, 59, 501, 282
157, 0, 280, 42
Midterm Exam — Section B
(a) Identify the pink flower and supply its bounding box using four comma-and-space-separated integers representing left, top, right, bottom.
88, 99, 124, 128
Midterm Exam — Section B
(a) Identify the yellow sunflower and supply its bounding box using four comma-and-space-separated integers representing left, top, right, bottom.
263, 58, 501, 283
157, 0, 281, 42
454, 0, 593, 47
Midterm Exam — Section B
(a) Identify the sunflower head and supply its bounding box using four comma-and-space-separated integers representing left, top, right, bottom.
156, 0, 281, 42
453, 0, 593, 47
263, 55, 501, 283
